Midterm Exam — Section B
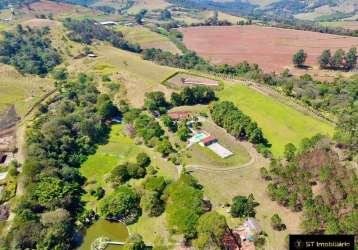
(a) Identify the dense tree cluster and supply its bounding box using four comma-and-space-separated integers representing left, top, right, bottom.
263, 134, 358, 235
171, 86, 216, 106
194, 211, 230, 249
0, 25, 62, 75
63, 18, 141, 53
210, 101, 271, 156
108, 153, 150, 187
4, 74, 116, 249
230, 194, 258, 218
141, 176, 168, 217
319, 47, 357, 71
99, 185, 141, 224
292, 49, 307, 67
164, 172, 204, 239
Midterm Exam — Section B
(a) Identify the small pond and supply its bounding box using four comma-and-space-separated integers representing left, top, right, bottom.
78, 219, 129, 250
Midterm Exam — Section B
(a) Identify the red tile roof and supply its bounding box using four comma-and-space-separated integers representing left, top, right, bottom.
201, 135, 217, 144
167, 111, 191, 120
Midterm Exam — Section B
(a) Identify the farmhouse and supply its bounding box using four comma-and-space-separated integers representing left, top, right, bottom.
167, 111, 191, 121
199, 135, 217, 147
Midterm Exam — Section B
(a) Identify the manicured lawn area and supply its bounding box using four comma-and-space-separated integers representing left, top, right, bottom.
218, 83, 335, 156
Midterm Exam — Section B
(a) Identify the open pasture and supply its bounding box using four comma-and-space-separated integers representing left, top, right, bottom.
180, 25, 358, 73
218, 83, 335, 156
117, 26, 181, 54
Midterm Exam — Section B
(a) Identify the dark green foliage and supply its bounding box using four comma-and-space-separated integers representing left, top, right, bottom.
0, 25, 61, 75
162, 115, 177, 132
177, 122, 191, 142
109, 153, 150, 186
194, 211, 229, 249
136, 152, 151, 167
270, 214, 286, 231
284, 143, 297, 162
318, 47, 357, 70
140, 191, 165, 217
144, 91, 169, 114
99, 185, 140, 223
292, 49, 307, 67
160, 9, 172, 20
63, 18, 141, 52
135, 9, 147, 25
210, 101, 270, 152
156, 138, 174, 156
230, 194, 258, 218
134, 113, 164, 143
6, 75, 113, 249
165, 172, 204, 238
97, 94, 119, 119
171, 86, 216, 106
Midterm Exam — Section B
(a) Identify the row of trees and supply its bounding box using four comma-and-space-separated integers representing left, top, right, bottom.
210, 101, 271, 156
144, 86, 216, 114
292, 47, 357, 71
319, 47, 357, 70
3, 74, 118, 249
0, 25, 62, 75
63, 18, 141, 53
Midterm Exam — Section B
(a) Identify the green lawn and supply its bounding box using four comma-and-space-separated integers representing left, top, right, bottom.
218, 83, 335, 156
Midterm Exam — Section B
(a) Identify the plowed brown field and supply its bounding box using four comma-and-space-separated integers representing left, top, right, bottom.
180, 25, 358, 73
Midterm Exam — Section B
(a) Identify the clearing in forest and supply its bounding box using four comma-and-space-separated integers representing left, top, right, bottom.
180, 25, 358, 73
218, 83, 335, 156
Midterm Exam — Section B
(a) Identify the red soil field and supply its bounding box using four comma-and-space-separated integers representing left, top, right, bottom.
180, 25, 358, 73
28, 1, 74, 14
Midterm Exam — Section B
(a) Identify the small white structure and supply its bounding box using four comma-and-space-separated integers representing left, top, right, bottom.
208, 143, 234, 158
99, 21, 118, 26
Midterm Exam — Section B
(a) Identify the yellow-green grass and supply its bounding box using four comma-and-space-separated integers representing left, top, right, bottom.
80, 124, 178, 207
128, 213, 182, 247
0, 64, 54, 115
128, 0, 170, 14
117, 25, 181, 54
67, 45, 177, 107
218, 83, 335, 156
319, 21, 358, 30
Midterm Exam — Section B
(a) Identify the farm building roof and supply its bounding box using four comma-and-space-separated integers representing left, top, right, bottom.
201, 135, 217, 144
167, 111, 191, 120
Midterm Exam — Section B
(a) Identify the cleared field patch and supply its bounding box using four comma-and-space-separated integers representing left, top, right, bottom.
218, 83, 335, 156
22, 18, 61, 28
180, 25, 358, 73
26, 1, 74, 14
0, 64, 53, 116
190, 159, 302, 250
320, 21, 358, 30
66, 45, 177, 107
166, 73, 219, 89
117, 26, 181, 54
128, 0, 170, 14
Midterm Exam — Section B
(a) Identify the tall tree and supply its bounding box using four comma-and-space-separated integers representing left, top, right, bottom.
292, 49, 307, 67
345, 47, 357, 70
318, 49, 331, 69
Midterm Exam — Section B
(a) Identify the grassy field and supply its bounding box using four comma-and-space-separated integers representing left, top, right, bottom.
218, 83, 335, 156
117, 26, 181, 54
67, 45, 177, 107
128, 0, 170, 13
0, 64, 54, 115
